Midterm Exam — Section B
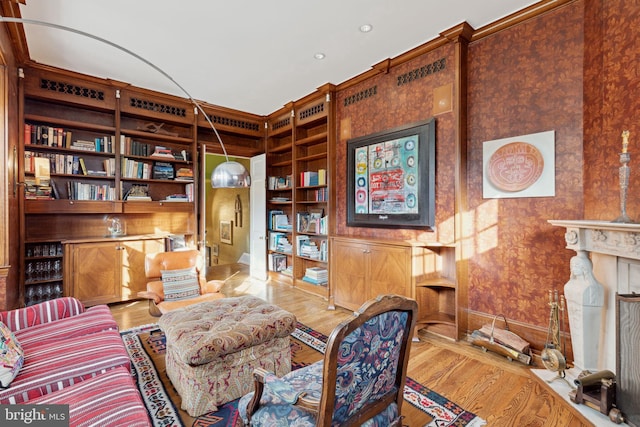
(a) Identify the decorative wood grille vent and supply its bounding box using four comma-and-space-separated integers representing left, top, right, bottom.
344, 86, 377, 107
271, 117, 291, 132
397, 58, 446, 86
299, 102, 325, 121
209, 115, 261, 133
40, 78, 105, 101
129, 98, 186, 118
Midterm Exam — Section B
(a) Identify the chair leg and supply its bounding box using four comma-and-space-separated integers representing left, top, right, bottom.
148, 300, 162, 317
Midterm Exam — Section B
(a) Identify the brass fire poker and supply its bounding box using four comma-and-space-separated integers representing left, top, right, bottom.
541, 290, 573, 388
613, 130, 635, 223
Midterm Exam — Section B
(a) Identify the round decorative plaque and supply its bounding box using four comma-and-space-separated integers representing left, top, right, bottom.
487, 142, 544, 192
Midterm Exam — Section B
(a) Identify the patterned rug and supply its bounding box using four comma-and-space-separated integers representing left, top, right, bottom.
121, 323, 486, 427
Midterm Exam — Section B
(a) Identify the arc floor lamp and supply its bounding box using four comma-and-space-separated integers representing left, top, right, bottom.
0, 16, 251, 188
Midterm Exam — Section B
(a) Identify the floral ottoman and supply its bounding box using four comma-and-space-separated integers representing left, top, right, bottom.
157, 295, 296, 417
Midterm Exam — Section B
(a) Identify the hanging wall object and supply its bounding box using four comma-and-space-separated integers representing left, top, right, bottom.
235, 194, 243, 227
220, 220, 233, 245
483, 130, 555, 199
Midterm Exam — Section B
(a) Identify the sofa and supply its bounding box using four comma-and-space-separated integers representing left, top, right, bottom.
0, 297, 150, 426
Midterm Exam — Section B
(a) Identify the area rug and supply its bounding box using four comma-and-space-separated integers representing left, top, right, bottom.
121, 323, 485, 427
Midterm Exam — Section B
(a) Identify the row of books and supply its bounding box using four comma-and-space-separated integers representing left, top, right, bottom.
268, 232, 292, 253
267, 175, 292, 190
24, 124, 116, 153
25, 151, 115, 177
268, 210, 292, 231
121, 138, 190, 161
312, 187, 328, 202
66, 181, 116, 201
121, 158, 193, 181
296, 210, 327, 234
299, 169, 326, 187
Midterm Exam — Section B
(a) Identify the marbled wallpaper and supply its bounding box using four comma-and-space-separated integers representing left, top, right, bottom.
584, 0, 640, 220
466, 3, 584, 326
334, 2, 586, 331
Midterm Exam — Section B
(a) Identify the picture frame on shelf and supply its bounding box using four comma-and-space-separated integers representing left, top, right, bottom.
220, 220, 233, 244
346, 118, 436, 229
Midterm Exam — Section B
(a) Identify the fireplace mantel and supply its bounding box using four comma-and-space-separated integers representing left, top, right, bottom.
538, 219, 640, 426
549, 219, 640, 260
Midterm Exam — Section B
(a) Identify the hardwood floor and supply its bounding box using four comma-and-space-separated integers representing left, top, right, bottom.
109, 264, 591, 427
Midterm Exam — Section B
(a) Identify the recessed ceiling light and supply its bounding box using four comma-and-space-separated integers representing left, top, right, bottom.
359, 24, 373, 33
314, 52, 326, 60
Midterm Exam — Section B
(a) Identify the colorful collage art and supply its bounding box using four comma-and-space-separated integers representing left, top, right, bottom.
354, 135, 419, 215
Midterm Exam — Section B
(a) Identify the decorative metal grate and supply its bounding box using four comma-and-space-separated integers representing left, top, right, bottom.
396, 58, 446, 86
271, 117, 291, 132
210, 114, 261, 133
40, 78, 105, 101
344, 86, 377, 107
299, 102, 325, 121
129, 97, 186, 118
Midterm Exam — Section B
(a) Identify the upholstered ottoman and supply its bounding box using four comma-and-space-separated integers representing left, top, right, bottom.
157, 295, 296, 417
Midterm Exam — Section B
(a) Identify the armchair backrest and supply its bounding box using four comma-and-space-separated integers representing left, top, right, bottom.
144, 249, 203, 280
318, 294, 417, 426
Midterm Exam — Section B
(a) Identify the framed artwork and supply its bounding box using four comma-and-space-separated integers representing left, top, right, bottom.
482, 130, 555, 199
346, 119, 436, 228
220, 220, 233, 244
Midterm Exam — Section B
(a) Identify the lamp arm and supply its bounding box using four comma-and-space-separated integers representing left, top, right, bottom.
0, 16, 230, 162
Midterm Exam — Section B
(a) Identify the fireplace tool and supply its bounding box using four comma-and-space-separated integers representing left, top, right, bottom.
541, 290, 572, 387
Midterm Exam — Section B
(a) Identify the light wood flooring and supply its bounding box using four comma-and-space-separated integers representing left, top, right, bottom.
109, 264, 592, 427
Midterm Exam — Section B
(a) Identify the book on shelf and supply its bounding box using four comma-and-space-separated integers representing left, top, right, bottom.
273, 214, 292, 231
78, 158, 88, 175
152, 162, 175, 180
268, 209, 283, 229
281, 266, 294, 277
301, 275, 328, 285
268, 253, 288, 272
299, 171, 319, 187
162, 194, 189, 202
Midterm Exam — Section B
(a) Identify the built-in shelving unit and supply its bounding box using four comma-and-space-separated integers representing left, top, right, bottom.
266, 86, 335, 300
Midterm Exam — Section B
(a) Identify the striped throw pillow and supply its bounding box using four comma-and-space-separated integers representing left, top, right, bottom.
161, 267, 201, 301
0, 321, 24, 389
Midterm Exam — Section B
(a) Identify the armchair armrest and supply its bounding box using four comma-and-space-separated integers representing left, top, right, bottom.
202, 279, 224, 294
137, 291, 163, 304
0, 297, 85, 332
246, 368, 319, 423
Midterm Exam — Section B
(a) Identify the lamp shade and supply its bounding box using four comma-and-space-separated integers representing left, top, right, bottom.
211, 161, 251, 188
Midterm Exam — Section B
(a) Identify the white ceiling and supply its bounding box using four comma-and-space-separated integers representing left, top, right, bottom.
18, 0, 539, 116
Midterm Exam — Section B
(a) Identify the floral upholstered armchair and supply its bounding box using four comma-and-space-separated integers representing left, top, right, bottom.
236, 294, 418, 427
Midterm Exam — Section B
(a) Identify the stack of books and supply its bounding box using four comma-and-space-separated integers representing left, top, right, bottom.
297, 237, 320, 259
175, 167, 194, 181
302, 267, 328, 285
150, 146, 174, 159
163, 194, 189, 202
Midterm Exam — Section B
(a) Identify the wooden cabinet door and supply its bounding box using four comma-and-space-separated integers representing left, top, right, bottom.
368, 244, 411, 300
69, 242, 120, 306
331, 240, 369, 311
120, 238, 164, 300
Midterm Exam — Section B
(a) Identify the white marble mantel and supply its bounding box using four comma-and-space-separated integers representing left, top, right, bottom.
549, 219, 640, 261
549, 219, 640, 373
543, 219, 640, 426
